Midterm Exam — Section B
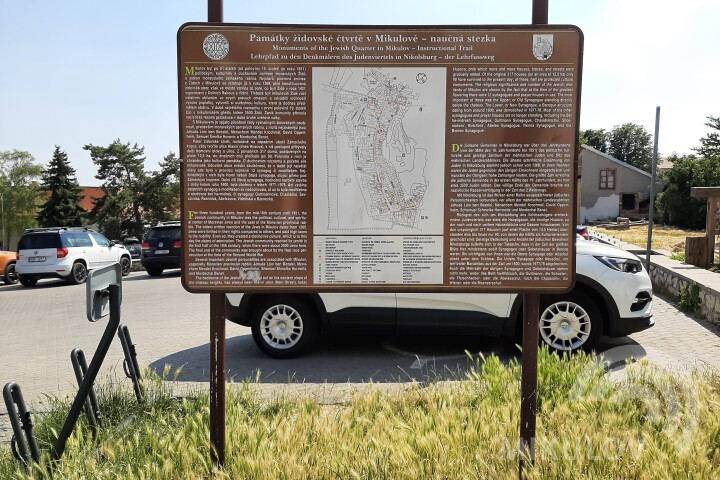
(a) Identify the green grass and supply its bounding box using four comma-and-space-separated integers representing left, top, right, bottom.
2, 350, 720, 479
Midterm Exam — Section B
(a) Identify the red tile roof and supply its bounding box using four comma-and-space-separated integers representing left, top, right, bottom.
44, 186, 105, 213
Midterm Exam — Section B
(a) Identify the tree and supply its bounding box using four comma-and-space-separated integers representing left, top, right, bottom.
84, 140, 147, 239
140, 152, 180, 226
608, 123, 654, 172
0, 150, 44, 248
579, 128, 609, 152
656, 154, 720, 229
694, 115, 720, 159
37, 146, 86, 228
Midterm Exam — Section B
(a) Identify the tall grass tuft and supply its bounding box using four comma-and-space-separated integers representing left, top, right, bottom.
2, 349, 719, 479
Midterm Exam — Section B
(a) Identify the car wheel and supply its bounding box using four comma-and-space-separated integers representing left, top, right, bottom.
146, 266, 163, 277
120, 256, 131, 276
250, 297, 318, 359
19, 275, 38, 287
539, 291, 603, 353
3, 261, 18, 285
69, 262, 88, 285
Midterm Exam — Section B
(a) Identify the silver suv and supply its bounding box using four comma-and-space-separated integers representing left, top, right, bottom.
16, 227, 132, 287
226, 239, 654, 358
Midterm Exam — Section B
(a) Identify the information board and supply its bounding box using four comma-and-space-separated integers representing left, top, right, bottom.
178, 24, 582, 293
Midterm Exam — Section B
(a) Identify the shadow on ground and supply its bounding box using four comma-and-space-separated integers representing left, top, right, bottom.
0, 269, 181, 290
148, 333, 644, 385
122, 269, 182, 282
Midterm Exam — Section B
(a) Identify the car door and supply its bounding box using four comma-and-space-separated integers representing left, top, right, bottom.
395, 293, 513, 335
72, 232, 100, 268
89, 232, 112, 267
321, 293, 397, 335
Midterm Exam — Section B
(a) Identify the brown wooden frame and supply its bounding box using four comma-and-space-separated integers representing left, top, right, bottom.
599, 168, 616, 190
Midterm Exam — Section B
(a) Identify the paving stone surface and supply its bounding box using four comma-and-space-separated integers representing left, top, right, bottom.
2, 271, 719, 448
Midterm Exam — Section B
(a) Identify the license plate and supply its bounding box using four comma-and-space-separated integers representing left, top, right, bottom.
155, 250, 169, 255
29, 256, 47, 262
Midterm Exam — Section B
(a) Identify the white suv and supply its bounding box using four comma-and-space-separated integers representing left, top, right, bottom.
226, 239, 653, 358
16, 227, 132, 287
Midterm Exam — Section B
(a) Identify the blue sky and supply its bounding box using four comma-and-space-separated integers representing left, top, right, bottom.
1, 0, 718, 185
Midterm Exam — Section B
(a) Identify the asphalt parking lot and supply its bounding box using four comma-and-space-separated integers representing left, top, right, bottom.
2, 269, 720, 444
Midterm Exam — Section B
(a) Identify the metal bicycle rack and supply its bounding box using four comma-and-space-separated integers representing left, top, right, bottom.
3, 382, 40, 464
2, 263, 145, 464
70, 348, 101, 435
118, 324, 144, 403
53, 264, 122, 460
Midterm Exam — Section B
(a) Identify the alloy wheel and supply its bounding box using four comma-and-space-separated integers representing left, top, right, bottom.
259, 304, 304, 350
72, 263, 87, 284
539, 300, 592, 351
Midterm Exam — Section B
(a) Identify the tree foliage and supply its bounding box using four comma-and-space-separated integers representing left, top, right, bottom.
37, 146, 86, 228
657, 114, 720, 229
607, 123, 655, 172
0, 150, 44, 248
694, 116, 720, 159
84, 140, 147, 239
0, 141, 180, 245
140, 152, 180, 226
83, 141, 180, 239
656, 154, 720, 229
579, 128, 609, 153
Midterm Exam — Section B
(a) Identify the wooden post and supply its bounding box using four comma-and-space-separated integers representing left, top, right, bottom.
520, 3, 548, 478
690, 187, 720, 267
207, 0, 225, 468
209, 293, 226, 467
519, 294, 540, 478
686, 236, 709, 268
706, 198, 717, 265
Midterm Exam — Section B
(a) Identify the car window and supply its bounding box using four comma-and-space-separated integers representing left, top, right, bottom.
146, 228, 181, 240
61, 234, 77, 247
90, 232, 110, 247
72, 232, 94, 247
18, 233, 60, 250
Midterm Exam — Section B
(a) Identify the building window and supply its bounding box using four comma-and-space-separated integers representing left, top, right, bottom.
599, 169, 616, 190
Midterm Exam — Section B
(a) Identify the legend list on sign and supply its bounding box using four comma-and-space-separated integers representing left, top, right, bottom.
314, 236, 443, 284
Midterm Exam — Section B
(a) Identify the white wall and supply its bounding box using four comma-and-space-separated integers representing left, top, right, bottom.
580, 194, 619, 223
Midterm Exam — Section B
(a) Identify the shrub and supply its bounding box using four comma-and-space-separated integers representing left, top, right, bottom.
679, 282, 702, 313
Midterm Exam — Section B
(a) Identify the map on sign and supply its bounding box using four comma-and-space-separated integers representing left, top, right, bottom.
312, 67, 446, 235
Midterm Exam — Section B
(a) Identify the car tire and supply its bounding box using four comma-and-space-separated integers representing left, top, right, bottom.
3, 261, 18, 285
539, 291, 603, 353
250, 296, 319, 359
146, 266, 163, 277
18, 275, 38, 287
68, 262, 88, 285
120, 256, 131, 276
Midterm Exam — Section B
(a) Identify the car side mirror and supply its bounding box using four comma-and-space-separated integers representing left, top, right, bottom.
109, 240, 118, 246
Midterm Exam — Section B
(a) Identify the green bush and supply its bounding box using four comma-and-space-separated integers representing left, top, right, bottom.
679, 282, 702, 313
657, 154, 720, 229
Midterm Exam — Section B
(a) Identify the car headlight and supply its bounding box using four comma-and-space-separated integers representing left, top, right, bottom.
594, 256, 644, 273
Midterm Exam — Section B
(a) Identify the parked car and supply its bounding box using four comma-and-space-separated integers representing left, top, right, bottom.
122, 237, 142, 260
576, 225, 590, 240
226, 240, 653, 358
141, 221, 182, 276
0, 250, 18, 285
15, 227, 132, 287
